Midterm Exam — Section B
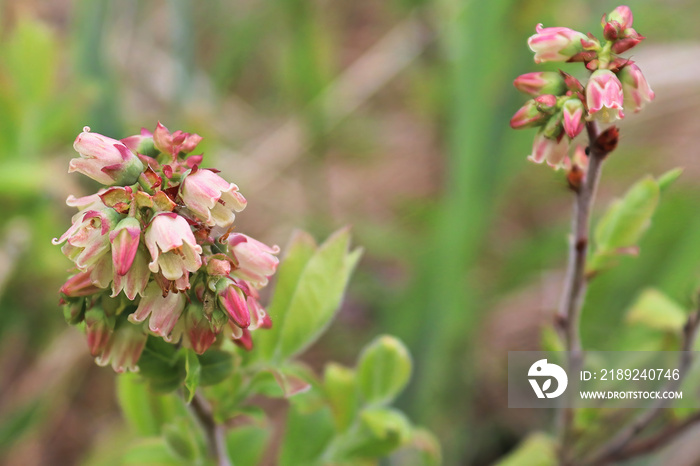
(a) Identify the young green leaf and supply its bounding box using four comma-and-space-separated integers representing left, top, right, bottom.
258, 228, 362, 363
625, 288, 687, 332
226, 426, 271, 466
324, 363, 360, 431
198, 350, 233, 386
494, 433, 557, 466
589, 176, 660, 273
137, 337, 186, 393
657, 167, 683, 192
279, 404, 335, 466
357, 335, 412, 406
121, 438, 186, 466
339, 408, 413, 459
183, 349, 201, 403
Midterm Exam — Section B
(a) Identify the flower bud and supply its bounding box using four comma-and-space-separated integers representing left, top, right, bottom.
527, 24, 588, 63
183, 303, 218, 354
60, 271, 101, 298
528, 132, 569, 168
561, 98, 585, 139
607, 6, 633, 30
85, 308, 115, 356
513, 72, 567, 97
510, 100, 547, 129
71, 129, 144, 186
586, 69, 625, 123
216, 278, 251, 328
121, 128, 157, 157
617, 63, 654, 112
153, 122, 203, 157
110, 217, 142, 276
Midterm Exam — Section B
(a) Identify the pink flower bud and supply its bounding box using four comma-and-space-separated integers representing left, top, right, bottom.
95, 321, 148, 373
528, 132, 569, 169
183, 303, 218, 354
586, 69, 625, 123
145, 213, 203, 285
180, 168, 247, 228
60, 271, 101, 298
562, 98, 585, 139
110, 217, 141, 276
617, 63, 655, 112
227, 234, 280, 288
71, 129, 144, 186
611, 36, 643, 54
217, 278, 251, 328
513, 71, 567, 97
153, 122, 203, 157
85, 309, 115, 356
527, 24, 588, 64
121, 128, 156, 156
233, 327, 254, 351
510, 100, 547, 129
129, 282, 186, 338
607, 6, 633, 30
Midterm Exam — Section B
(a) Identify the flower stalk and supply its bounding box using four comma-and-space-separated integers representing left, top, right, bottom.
189, 392, 232, 466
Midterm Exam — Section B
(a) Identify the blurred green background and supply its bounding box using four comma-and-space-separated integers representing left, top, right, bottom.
1, 0, 699, 464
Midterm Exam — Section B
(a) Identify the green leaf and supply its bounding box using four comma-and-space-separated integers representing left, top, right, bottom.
401, 427, 442, 466
657, 167, 683, 192
162, 418, 201, 462
324, 363, 360, 431
122, 438, 187, 466
494, 433, 557, 466
184, 349, 201, 403
198, 350, 233, 386
137, 336, 186, 393
279, 404, 335, 466
227, 426, 271, 466
357, 335, 412, 406
258, 228, 362, 362
589, 176, 660, 272
625, 288, 687, 332
117, 373, 183, 436
255, 230, 317, 360
340, 407, 413, 459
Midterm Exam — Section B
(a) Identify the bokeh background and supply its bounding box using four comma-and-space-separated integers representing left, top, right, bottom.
1, 0, 699, 464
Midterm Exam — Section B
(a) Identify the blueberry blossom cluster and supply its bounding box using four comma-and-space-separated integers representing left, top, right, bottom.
510, 5, 654, 169
54, 123, 279, 372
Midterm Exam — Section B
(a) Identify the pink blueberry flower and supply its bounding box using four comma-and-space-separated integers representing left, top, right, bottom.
145, 213, 203, 287
85, 308, 115, 357
121, 128, 155, 155
227, 233, 280, 288
95, 321, 148, 373
71, 128, 144, 186
617, 63, 654, 113
527, 24, 588, 63
129, 282, 187, 338
562, 98, 585, 139
180, 168, 247, 228
586, 69, 625, 123
53, 207, 119, 272
111, 247, 150, 300
513, 71, 567, 97
528, 132, 570, 168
